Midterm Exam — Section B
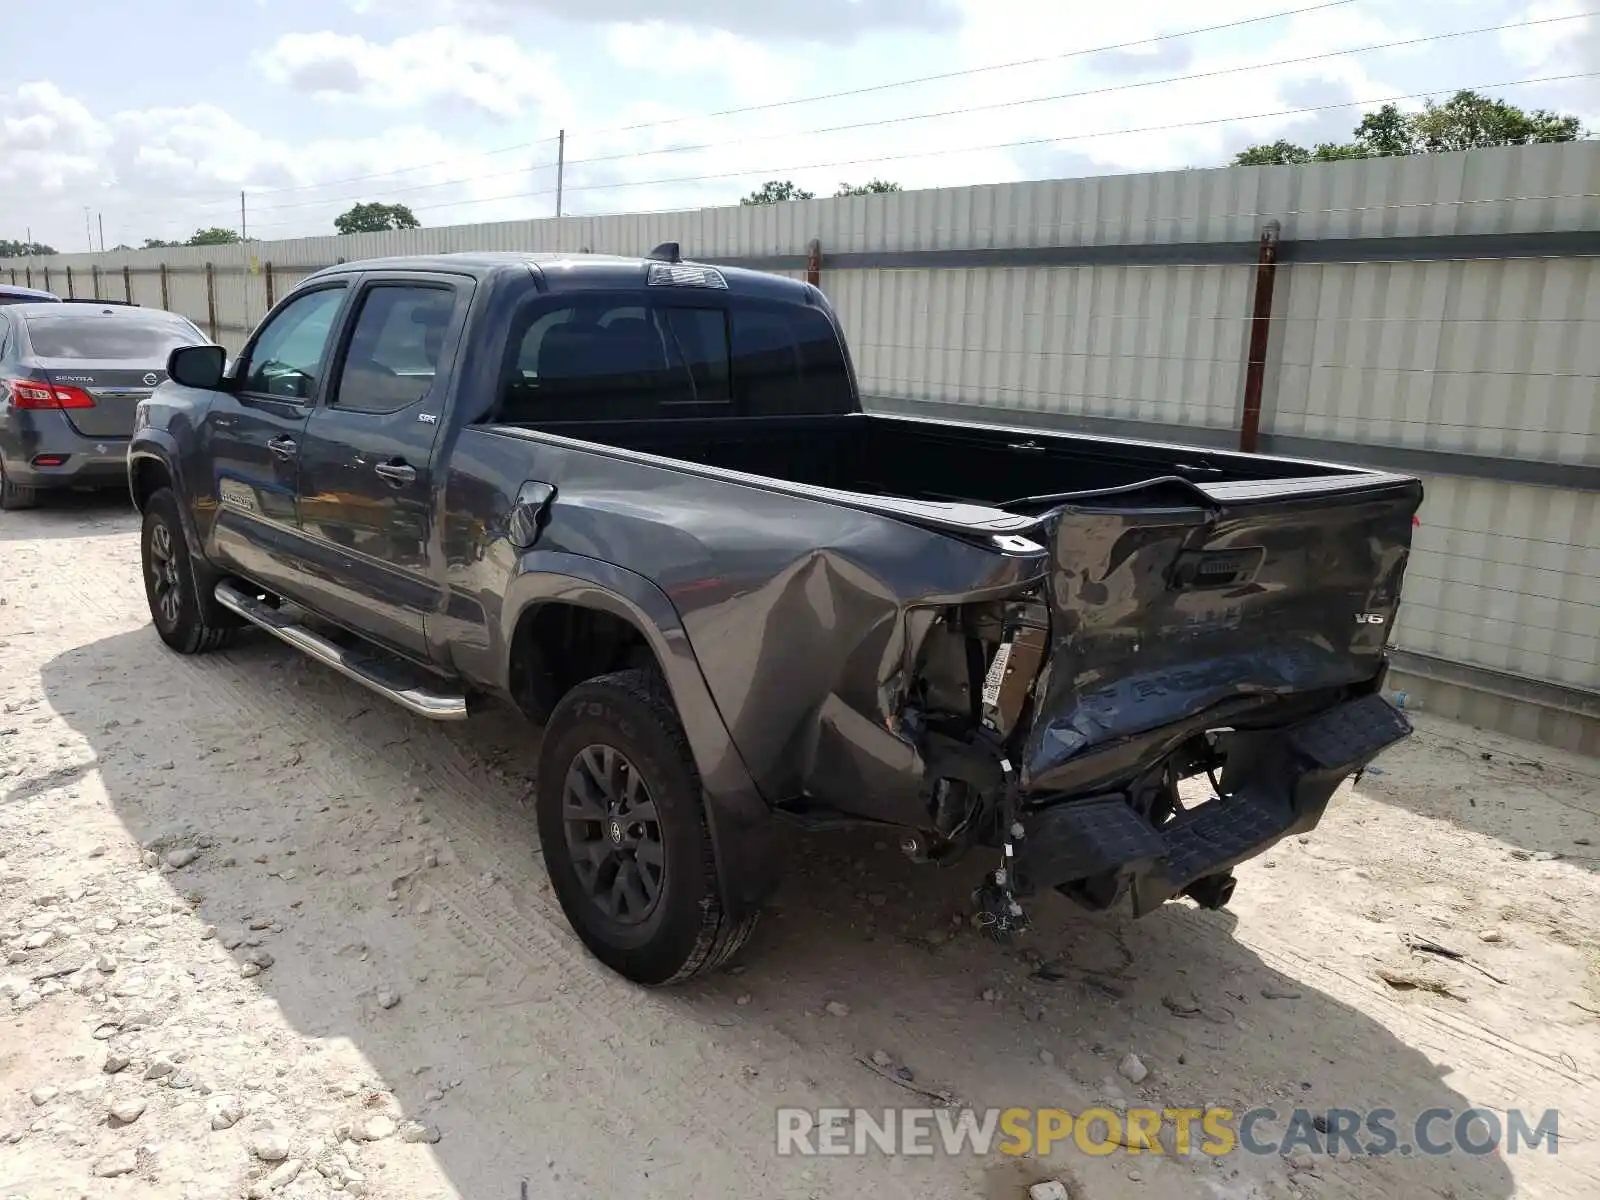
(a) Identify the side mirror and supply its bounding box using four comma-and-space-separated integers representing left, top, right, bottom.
168, 344, 227, 390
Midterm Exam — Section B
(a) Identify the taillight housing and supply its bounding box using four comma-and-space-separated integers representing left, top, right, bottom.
3, 379, 95, 409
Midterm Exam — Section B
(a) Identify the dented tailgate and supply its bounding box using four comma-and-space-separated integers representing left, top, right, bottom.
1019, 471, 1422, 795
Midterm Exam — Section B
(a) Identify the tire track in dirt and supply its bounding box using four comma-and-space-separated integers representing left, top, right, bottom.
51, 570, 932, 1199
228, 648, 891, 1177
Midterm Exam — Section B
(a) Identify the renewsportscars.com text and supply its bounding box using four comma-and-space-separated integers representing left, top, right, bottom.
775, 1106, 1560, 1158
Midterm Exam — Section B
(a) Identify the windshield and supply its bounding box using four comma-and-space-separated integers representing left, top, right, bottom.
24, 314, 206, 359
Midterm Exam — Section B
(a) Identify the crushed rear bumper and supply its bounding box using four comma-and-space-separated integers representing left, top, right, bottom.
1014, 693, 1412, 915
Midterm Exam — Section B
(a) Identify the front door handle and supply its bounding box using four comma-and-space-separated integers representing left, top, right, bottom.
375, 460, 417, 486
267, 436, 297, 460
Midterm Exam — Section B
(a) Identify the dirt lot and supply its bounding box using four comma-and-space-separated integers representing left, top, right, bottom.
1, 498, 1597, 1200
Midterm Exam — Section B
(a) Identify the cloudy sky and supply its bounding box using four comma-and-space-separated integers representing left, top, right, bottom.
2, 0, 1596, 251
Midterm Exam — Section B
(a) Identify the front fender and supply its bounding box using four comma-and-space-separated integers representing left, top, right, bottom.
127, 435, 206, 561
503, 551, 778, 920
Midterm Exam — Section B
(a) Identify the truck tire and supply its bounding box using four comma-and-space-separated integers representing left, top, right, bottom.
140, 488, 238, 655
537, 669, 758, 985
0, 463, 37, 511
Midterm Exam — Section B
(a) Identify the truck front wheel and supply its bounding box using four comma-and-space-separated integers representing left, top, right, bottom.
536, 669, 757, 985
140, 488, 238, 655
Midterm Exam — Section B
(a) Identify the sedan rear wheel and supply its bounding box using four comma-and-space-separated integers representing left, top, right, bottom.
0, 462, 37, 511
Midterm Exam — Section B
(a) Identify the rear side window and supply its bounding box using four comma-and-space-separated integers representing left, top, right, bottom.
492, 295, 850, 423
332, 284, 455, 414
730, 304, 852, 416
22, 314, 206, 359
497, 301, 731, 423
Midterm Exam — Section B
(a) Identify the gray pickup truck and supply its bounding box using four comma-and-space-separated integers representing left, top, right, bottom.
129, 246, 1419, 985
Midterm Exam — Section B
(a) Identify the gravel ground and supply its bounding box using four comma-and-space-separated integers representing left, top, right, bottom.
1, 496, 1597, 1200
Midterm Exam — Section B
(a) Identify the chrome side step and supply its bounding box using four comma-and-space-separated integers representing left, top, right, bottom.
214, 581, 468, 721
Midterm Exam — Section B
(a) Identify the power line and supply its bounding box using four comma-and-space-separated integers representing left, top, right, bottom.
2, 0, 1360, 218
577, 0, 1365, 136
148, 14, 1600, 237
557, 10, 1599, 172
231, 6, 1595, 223
241, 137, 564, 200
231, 69, 1600, 231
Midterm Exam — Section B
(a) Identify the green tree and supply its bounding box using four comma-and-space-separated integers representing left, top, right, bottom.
334, 202, 421, 234
835, 179, 902, 197
187, 227, 241, 246
1234, 140, 1311, 166
1234, 91, 1584, 167
740, 180, 815, 205
142, 237, 182, 249
0, 238, 57, 256
1351, 103, 1412, 157
1310, 141, 1371, 161
1412, 90, 1581, 152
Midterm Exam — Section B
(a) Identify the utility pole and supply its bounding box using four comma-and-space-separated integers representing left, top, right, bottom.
24, 227, 31, 255
240, 191, 251, 330
97, 213, 105, 254
555, 129, 565, 219
83, 208, 93, 253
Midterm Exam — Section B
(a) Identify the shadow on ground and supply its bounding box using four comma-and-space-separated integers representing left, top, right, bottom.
41, 625, 1518, 1200
0, 490, 134, 543
1354, 722, 1599, 874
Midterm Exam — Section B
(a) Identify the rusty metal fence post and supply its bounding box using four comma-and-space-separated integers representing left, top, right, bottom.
65, 266, 74, 298
123, 265, 132, 303
264, 262, 275, 309
205, 262, 218, 342
91, 264, 101, 300
806, 238, 822, 288
42, 266, 51, 293
159, 263, 170, 310
1238, 219, 1281, 454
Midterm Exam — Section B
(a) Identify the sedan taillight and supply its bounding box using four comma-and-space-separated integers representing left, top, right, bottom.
3, 379, 95, 409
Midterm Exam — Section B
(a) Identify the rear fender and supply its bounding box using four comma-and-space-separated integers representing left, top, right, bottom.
502, 552, 777, 919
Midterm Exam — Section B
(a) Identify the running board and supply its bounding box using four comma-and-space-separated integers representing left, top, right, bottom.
213, 581, 468, 721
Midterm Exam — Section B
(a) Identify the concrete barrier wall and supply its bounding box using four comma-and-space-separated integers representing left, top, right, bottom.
8, 143, 1595, 752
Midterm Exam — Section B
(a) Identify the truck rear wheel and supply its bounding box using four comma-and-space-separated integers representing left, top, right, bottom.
536, 669, 757, 985
140, 488, 238, 655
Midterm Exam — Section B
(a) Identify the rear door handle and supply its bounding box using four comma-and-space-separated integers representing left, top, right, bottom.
268, 436, 297, 460
375, 460, 417, 486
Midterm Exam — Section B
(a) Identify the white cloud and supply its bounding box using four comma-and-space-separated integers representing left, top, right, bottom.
1501, 0, 1593, 66
257, 27, 571, 119
0, 79, 570, 250
603, 21, 809, 105
349, 0, 962, 42
4, 0, 1591, 250
0, 82, 111, 193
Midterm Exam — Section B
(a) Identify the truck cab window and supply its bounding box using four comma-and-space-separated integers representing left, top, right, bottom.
242, 287, 346, 401
495, 301, 730, 424
729, 304, 853, 416
333, 285, 454, 414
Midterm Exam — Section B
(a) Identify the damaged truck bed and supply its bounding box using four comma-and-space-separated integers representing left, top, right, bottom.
131, 246, 1421, 984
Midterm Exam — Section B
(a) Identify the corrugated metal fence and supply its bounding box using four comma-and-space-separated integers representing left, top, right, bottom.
5, 143, 1596, 753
